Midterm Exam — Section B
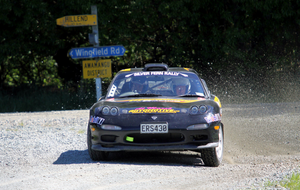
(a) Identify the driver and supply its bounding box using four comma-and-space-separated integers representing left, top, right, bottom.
131, 77, 147, 93
173, 78, 190, 95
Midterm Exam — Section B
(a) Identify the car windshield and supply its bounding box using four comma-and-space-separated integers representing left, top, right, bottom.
106, 71, 205, 98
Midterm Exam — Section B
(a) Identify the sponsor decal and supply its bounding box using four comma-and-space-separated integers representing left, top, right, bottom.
129, 107, 180, 114
181, 108, 188, 113
214, 96, 222, 108
204, 113, 221, 123
125, 73, 134, 77
126, 71, 188, 77
121, 109, 128, 114
90, 116, 105, 125
115, 98, 203, 103
106, 98, 115, 102
196, 92, 204, 96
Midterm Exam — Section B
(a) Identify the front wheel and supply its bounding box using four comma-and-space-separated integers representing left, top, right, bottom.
200, 124, 224, 167
87, 125, 109, 161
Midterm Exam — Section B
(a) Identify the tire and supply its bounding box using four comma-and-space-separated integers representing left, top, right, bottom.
200, 124, 224, 167
87, 125, 109, 161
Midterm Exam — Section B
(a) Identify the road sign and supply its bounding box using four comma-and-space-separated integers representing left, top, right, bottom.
56, 14, 97, 27
69, 45, 126, 59
82, 59, 112, 79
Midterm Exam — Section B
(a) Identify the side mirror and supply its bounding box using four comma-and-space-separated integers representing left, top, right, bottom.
98, 96, 105, 101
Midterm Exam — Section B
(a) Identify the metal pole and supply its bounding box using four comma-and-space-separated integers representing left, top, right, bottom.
91, 5, 101, 100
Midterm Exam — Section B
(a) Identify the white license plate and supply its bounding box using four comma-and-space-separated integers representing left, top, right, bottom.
140, 123, 168, 133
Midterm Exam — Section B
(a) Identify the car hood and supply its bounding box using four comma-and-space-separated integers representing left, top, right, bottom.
90, 96, 221, 115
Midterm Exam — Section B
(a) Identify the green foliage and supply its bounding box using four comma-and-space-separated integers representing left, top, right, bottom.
0, 82, 96, 113
1, 0, 300, 111
264, 172, 300, 190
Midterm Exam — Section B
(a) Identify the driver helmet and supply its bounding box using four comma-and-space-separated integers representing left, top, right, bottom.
172, 77, 191, 95
131, 77, 147, 93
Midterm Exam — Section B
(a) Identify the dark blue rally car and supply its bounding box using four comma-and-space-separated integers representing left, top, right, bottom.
87, 63, 224, 167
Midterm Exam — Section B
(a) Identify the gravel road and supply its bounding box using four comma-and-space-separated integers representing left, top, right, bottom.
0, 102, 299, 190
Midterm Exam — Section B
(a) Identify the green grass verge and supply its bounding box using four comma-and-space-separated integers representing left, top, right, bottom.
264, 172, 300, 189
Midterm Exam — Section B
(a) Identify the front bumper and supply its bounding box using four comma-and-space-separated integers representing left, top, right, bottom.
92, 142, 219, 151
90, 121, 222, 152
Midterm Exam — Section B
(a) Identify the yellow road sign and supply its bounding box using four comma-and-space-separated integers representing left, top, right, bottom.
56, 14, 97, 27
82, 59, 112, 79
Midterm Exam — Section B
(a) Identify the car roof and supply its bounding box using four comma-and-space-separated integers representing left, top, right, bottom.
117, 63, 199, 75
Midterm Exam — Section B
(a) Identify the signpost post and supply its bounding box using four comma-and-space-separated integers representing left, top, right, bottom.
90, 5, 102, 100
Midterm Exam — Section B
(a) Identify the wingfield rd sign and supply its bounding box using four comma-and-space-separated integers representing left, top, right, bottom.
69, 45, 126, 59
82, 59, 112, 79
56, 14, 97, 27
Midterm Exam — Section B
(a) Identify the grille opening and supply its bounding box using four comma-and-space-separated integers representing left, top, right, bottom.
101, 135, 117, 142
126, 133, 184, 143
193, 135, 208, 141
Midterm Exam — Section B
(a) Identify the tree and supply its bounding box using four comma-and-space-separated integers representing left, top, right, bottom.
1, 0, 300, 89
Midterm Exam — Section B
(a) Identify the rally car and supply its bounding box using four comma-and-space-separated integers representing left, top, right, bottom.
87, 63, 224, 167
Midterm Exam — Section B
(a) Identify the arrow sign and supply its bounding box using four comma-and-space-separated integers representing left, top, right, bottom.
69, 45, 126, 59
56, 14, 97, 27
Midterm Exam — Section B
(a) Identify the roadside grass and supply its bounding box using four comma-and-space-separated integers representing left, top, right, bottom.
264, 172, 300, 190
77, 129, 85, 134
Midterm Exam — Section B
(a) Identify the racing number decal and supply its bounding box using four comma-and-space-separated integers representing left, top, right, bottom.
108, 85, 117, 97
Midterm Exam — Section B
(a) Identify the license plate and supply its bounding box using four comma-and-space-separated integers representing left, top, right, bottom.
140, 123, 168, 133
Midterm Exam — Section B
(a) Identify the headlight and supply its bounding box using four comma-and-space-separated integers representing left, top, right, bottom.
199, 105, 207, 114
110, 107, 118, 116
190, 106, 198, 115
102, 106, 110, 115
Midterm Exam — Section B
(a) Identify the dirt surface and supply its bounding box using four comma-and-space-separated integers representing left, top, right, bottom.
0, 102, 300, 190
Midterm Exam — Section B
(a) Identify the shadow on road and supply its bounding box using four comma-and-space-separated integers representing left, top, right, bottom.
53, 150, 93, 165
53, 150, 205, 167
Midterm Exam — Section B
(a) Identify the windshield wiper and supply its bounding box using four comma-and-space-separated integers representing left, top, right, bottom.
119, 93, 162, 98
178, 94, 205, 97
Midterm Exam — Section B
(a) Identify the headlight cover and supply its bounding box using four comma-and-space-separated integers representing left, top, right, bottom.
190, 106, 198, 115
102, 106, 110, 115
189, 105, 208, 115
101, 106, 119, 116
199, 105, 207, 114
110, 107, 118, 116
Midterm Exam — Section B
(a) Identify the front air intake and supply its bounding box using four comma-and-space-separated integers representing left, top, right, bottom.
144, 63, 169, 71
